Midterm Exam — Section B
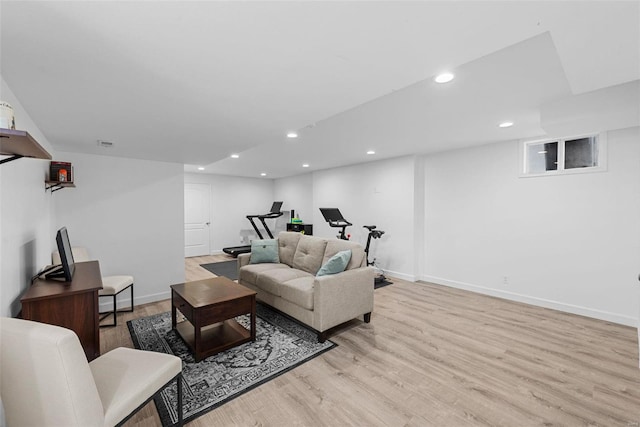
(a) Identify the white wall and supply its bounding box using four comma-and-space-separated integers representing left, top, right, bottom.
274, 172, 313, 224
184, 173, 274, 253
423, 126, 640, 326
412, 156, 426, 281
189, 159, 418, 281
7, 59, 635, 331
1, 76, 56, 317
53, 153, 185, 307
312, 156, 417, 280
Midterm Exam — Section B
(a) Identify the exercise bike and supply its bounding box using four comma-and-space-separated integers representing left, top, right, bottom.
319, 208, 352, 240
363, 225, 388, 284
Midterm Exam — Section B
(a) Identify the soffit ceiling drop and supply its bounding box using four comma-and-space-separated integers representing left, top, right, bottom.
1, 1, 638, 178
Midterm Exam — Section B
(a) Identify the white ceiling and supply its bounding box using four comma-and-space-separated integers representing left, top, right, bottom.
1, 1, 638, 178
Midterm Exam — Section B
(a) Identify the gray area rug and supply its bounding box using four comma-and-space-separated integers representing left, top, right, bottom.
127, 304, 336, 426
200, 260, 238, 280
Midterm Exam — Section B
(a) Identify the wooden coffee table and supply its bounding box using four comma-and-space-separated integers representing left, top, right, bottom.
171, 276, 257, 362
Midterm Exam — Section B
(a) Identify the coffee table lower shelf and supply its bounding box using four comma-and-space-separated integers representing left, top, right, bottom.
175, 319, 251, 361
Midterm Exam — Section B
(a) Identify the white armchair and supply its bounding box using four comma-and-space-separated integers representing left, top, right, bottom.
0, 317, 182, 427
53, 247, 134, 327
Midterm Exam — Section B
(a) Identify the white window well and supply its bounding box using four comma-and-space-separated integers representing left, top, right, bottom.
521, 132, 607, 177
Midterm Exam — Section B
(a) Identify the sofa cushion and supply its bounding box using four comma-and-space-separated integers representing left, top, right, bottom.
324, 239, 366, 270
292, 235, 328, 274
317, 249, 352, 276
280, 276, 315, 310
277, 232, 302, 266
250, 239, 280, 264
239, 263, 289, 285
256, 268, 313, 296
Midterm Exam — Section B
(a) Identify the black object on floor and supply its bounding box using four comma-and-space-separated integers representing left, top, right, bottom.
374, 278, 393, 289
200, 260, 238, 280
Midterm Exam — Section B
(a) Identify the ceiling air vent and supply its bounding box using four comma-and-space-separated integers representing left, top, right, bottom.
97, 140, 114, 148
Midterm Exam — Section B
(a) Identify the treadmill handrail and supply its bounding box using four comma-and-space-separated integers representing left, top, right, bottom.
246, 212, 283, 219
246, 210, 283, 239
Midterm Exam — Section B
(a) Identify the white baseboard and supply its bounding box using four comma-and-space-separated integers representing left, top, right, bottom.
421, 275, 637, 327
114, 274, 636, 328
98, 290, 171, 311
384, 269, 416, 283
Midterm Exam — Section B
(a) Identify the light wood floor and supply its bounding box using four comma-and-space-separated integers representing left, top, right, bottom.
102, 254, 640, 426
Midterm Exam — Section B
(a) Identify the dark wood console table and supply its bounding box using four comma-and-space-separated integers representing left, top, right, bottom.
21, 261, 103, 361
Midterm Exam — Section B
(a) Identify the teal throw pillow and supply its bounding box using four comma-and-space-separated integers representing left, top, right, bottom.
317, 249, 352, 277
250, 239, 280, 264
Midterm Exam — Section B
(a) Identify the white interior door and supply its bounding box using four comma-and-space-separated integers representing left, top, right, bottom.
184, 183, 211, 257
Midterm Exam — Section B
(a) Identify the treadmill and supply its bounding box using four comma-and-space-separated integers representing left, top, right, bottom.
223, 201, 284, 257
319, 208, 353, 240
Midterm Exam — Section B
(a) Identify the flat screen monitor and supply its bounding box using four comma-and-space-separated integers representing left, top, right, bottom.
45, 227, 76, 282
320, 208, 346, 222
270, 201, 283, 213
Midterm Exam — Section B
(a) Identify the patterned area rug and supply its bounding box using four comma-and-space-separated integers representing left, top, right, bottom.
127, 304, 336, 427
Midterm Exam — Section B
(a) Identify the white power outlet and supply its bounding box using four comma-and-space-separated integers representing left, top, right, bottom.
503, 276, 509, 285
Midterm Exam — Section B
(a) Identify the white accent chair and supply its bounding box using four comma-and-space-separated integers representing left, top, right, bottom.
53, 247, 134, 327
0, 317, 183, 427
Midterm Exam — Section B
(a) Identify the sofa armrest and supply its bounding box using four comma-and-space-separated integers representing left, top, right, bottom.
313, 266, 375, 332
237, 253, 251, 270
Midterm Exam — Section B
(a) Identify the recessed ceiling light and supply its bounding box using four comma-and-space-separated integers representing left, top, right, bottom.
367, 150, 375, 155
260, 172, 267, 176
302, 164, 309, 168
538, 150, 547, 154
287, 132, 298, 138
230, 154, 239, 159
197, 167, 205, 171
498, 121, 514, 128
434, 72, 454, 83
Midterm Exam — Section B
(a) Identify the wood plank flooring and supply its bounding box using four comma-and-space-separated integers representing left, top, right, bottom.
103, 254, 640, 426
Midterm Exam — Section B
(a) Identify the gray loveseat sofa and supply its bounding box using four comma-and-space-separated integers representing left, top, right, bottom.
237, 231, 374, 341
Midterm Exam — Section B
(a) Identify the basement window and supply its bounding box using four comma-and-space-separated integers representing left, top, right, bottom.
521, 133, 606, 177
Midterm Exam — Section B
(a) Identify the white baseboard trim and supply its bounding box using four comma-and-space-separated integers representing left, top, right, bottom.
384, 269, 416, 283
99, 290, 171, 311
115, 274, 635, 327
210, 249, 224, 255
134, 290, 172, 306
421, 275, 637, 327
